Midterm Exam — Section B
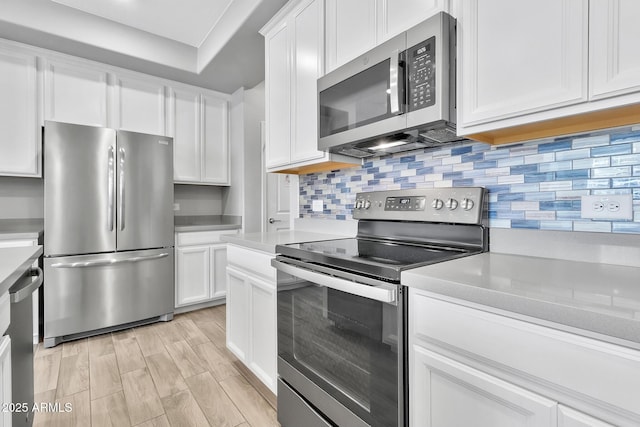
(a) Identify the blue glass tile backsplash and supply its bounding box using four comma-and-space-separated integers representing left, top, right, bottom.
299, 126, 640, 233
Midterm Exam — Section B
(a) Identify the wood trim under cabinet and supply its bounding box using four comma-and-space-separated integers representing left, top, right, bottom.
467, 102, 640, 145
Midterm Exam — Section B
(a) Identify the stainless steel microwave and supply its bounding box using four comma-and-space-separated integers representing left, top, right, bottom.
318, 12, 462, 158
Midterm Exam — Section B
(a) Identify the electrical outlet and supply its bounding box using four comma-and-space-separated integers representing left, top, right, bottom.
581, 195, 632, 220
173, 203, 180, 211
312, 200, 324, 212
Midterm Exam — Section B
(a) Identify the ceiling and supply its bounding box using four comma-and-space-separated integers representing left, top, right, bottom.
0, 0, 288, 93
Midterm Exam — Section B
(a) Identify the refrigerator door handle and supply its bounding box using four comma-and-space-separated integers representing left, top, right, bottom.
107, 146, 115, 231
118, 147, 126, 231
50, 252, 170, 268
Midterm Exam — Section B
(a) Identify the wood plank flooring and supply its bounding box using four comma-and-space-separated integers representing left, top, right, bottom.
33, 305, 279, 427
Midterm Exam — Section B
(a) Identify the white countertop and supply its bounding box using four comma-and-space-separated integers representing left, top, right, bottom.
0, 245, 42, 296
222, 230, 352, 253
402, 252, 640, 348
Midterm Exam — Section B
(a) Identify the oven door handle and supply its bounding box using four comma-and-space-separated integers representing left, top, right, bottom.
272, 259, 397, 304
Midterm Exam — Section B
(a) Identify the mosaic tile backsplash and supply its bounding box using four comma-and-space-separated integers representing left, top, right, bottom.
299, 126, 640, 233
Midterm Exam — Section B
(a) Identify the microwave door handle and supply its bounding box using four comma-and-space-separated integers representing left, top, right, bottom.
389, 49, 401, 114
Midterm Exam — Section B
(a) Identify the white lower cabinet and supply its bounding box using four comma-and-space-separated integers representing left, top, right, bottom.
226, 244, 277, 394
174, 230, 237, 310
412, 345, 557, 427
558, 405, 616, 427
0, 335, 11, 427
409, 289, 640, 427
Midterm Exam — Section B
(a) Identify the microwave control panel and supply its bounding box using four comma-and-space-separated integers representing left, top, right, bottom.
407, 36, 436, 112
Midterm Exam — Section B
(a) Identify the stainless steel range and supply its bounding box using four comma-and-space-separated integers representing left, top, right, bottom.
272, 187, 488, 427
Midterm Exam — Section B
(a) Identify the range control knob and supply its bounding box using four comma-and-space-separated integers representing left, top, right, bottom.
432, 199, 444, 210
355, 200, 363, 209
446, 198, 459, 210
461, 198, 475, 211
364, 200, 371, 209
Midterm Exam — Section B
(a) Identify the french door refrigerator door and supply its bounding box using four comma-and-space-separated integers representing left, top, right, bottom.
44, 121, 117, 257
44, 248, 174, 343
115, 130, 174, 251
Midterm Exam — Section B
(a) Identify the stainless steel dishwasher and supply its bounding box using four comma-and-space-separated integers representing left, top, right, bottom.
8, 266, 43, 427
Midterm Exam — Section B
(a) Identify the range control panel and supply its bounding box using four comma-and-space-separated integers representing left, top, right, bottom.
353, 188, 486, 225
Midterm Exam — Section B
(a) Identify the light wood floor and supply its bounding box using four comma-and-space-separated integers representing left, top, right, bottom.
33, 305, 279, 427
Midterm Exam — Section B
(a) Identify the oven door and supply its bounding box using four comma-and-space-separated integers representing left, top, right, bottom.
318, 33, 407, 151
273, 258, 405, 427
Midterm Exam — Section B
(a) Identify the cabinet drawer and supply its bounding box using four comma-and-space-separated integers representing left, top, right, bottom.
176, 230, 238, 246
411, 291, 640, 419
227, 244, 276, 282
0, 291, 10, 336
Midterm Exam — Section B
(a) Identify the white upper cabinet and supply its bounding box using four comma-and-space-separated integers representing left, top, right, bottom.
170, 86, 230, 185
291, 0, 325, 163
265, 20, 292, 169
263, 0, 349, 173
113, 74, 166, 135
558, 405, 616, 427
589, 0, 640, 100
171, 87, 201, 182
43, 59, 109, 127
325, 0, 377, 72
0, 47, 40, 177
378, 0, 450, 43
325, 0, 451, 72
201, 94, 229, 185
458, 0, 588, 127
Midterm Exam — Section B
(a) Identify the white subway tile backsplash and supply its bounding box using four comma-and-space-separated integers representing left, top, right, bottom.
572, 135, 610, 148
525, 153, 555, 164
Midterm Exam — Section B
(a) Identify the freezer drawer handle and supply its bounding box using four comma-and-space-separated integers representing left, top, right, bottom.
50, 252, 169, 269
10, 267, 44, 303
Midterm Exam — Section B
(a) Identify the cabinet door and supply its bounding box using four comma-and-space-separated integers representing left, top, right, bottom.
226, 266, 249, 361
290, 0, 325, 164
0, 336, 10, 427
459, 0, 587, 126
412, 345, 558, 427
0, 49, 40, 177
589, 0, 640, 100
558, 406, 615, 427
43, 60, 109, 127
325, 0, 377, 72
113, 75, 166, 135
248, 275, 277, 393
265, 21, 292, 168
171, 88, 201, 182
209, 243, 228, 298
379, 0, 449, 42
175, 245, 210, 307
201, 94, 229, 185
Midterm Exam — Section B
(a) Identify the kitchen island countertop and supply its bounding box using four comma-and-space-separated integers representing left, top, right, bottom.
222, 230, 352, 253
402, 252, 640, 348
174, 215, 242, 232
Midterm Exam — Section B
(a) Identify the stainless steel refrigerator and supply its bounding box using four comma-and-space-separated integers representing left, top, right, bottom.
43, 121, 174, 348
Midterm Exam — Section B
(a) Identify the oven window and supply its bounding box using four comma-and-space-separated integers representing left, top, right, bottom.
278, 281, 399, 427
319, 59, 394, 138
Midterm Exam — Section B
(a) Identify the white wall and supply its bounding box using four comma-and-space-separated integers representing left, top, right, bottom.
0, 177, 43, 219
224, 81, 265, 233
174, 184, 223, 216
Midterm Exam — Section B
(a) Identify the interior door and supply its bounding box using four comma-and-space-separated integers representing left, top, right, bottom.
116, 130, 174, 251
44, 121, 116, 256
